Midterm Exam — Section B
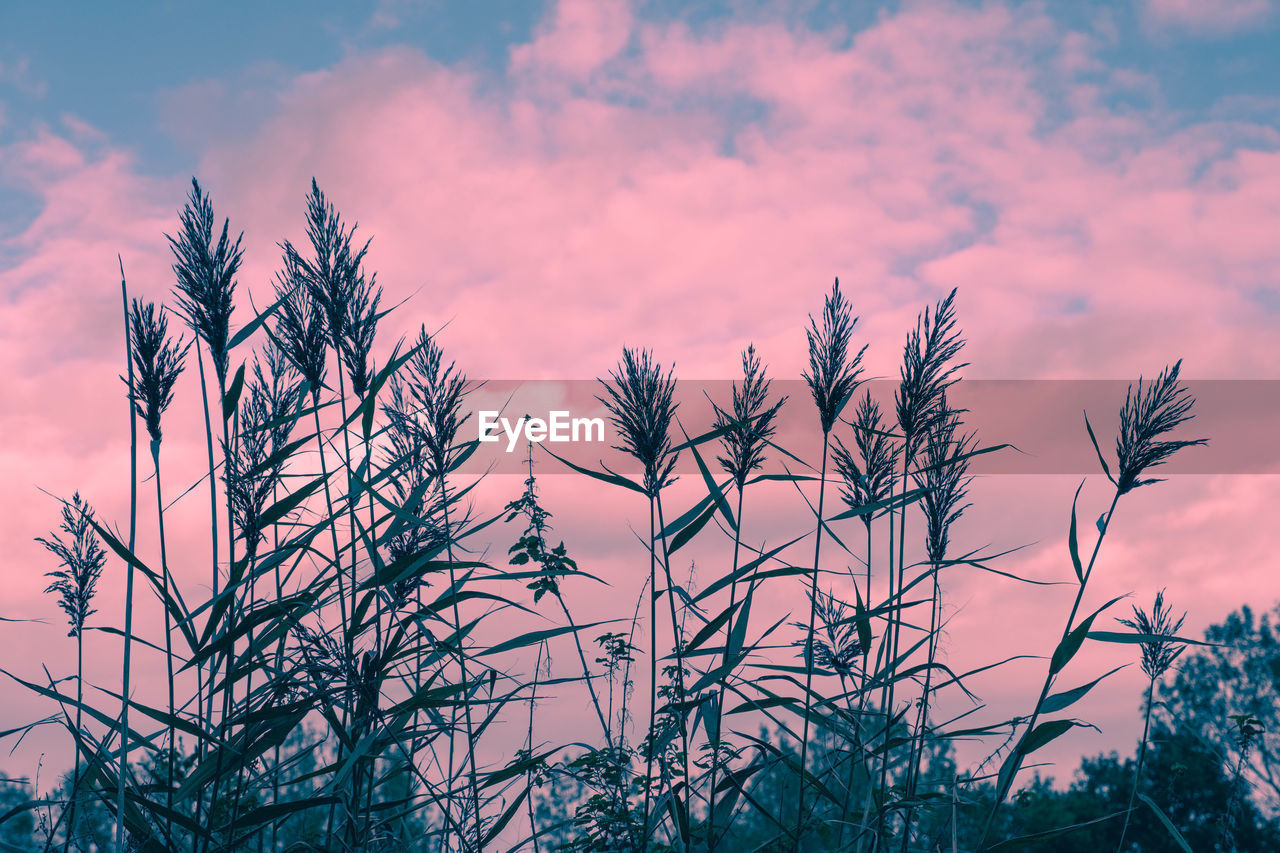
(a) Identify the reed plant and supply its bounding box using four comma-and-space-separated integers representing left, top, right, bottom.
128, 297, 188, 842
37, 493, 106, 852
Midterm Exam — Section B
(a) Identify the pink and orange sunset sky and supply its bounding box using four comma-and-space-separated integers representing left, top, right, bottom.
2, 0, 1280, 788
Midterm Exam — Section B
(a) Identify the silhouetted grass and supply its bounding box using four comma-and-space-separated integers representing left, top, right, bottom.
2, 178, 1222, 853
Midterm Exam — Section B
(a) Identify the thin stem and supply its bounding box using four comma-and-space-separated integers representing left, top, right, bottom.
653, 493, 692, 849
707, 486, 747, 853
152, 444, 177, 844
978, 489, 1122, 849
312, 402, 350, 850
117, 258, 137, 852
837, 522, 874, 852
1117, 675, 1156, 853
797, 432, 831, 849
527, 641, 545, 853
642, 495, 658, 847
65, 630, 82, 853
900, 555, 943, 851
439, 480, 483, 852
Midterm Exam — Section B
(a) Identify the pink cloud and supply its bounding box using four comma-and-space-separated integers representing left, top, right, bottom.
510, 0, 633, 79
1143, 0, 1274, 36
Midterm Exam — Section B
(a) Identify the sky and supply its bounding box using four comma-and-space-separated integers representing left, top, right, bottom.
2, 0, 1279, 802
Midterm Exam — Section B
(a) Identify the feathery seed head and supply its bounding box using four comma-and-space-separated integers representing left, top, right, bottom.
397, 327, 471, 479
224, 350, 301, 558
804, 278, 865, 435
169, 178, 242, 386
713, 345, 787, 490
913, 396, 975, 564
895, 288, 966, 461
832, 391, 899, 529
340, 272, 381, 399
792, 589, 865, 677
287, 179, 371, 347
37, 493, 106, 638
128, 299, 188, 445
1118, 589, 1187, 680
597, 348, 679, 496
1113, 360, 1207, 495
381, 380, 454, 602
273, 251, 328, 399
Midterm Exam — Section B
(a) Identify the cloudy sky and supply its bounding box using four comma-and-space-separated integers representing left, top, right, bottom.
2, 0, 1278, 789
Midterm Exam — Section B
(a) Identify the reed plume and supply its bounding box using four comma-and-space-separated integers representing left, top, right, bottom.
39, 494, 106, 640
129, 300, 188, 445
804, 278, 865, 435
902, 397, 974, 816
833, 391, 898, 533
1113, 360, 1207, 495
169, 178, 242, 388
713, 344, 786, 490
274, 254, 329, 401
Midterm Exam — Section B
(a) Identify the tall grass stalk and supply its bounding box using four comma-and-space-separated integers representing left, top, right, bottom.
38, 493, 106, 852
597, 347, 681, 845
977, 361, 1205, 848
1115, 590, 1186, 852
881, 288, 963, 842
705, 344, 784, 852
129, 297, 187, 841
832, 389, 896, 849
116, 258, 138, 852
899, 398, 972, 849
169, 178, 242, 846
798, 279, 863, 846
